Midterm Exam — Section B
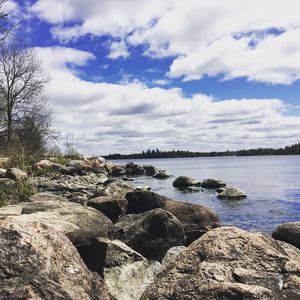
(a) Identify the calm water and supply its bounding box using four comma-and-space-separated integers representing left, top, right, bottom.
112, 156, 300, 234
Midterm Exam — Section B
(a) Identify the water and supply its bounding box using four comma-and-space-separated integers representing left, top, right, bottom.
112, 156, 300, 234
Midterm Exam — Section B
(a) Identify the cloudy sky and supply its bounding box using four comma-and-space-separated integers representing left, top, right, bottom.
10, 0, 300, 154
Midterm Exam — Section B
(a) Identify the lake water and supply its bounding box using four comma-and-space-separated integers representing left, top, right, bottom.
112, 156, 300, 234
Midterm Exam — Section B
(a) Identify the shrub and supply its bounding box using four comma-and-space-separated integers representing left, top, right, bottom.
16, 181, 37, 202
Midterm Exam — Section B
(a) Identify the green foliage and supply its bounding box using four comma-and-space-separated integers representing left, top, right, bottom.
15, 181, 36, 202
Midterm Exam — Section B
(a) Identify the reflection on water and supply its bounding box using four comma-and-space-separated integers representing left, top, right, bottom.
112, 155, 300, 234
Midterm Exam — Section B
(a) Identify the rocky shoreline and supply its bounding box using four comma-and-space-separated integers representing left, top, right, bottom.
0, 157, 299, 299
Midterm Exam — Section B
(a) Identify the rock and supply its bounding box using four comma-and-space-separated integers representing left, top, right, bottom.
5, 168, 27, 181
0, 218, 109, 299
99, 180, 135, 198
0, 168, 6, 178
87, 196, 128, 221
143, 165, 159, 176
161, 246, 186, 267
14, 201, 113, 246
202, 178, 226, 189
113, 208, 186, 261
29, 192, 68, 202
142, 226, 300, 300
132, 165, 145, 175
34, 159, 62, 171
111, 166, 126, 176
125, 191, 167, 214
272, 221, 300, 249
163, 200, 221, 245
60, 166, 78, 176
67, 160, 90, 170
216, 187, 226, 193
153, 170, 171, 179
92, 166, 107, 175
217, 187, 247, 199
68, 192, 89, 206
173, 176, 201, 188
0, 204, 24, 220
78, 237, 157, 300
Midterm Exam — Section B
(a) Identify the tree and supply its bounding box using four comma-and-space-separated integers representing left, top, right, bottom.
0, 38, 50, 152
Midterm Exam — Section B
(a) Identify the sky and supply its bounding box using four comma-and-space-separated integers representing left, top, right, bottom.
8, 0, 300, 154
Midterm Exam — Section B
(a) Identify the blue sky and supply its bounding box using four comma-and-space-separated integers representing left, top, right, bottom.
10, 0, 300, 154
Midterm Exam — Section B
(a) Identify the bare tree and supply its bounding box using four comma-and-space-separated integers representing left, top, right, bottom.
0, 38, 49, 147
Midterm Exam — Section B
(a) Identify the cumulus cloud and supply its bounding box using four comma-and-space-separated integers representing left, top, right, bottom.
29, 0, 300, 84
36, 46, 300, 154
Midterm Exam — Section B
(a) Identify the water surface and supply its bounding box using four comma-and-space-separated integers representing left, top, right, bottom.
112, 156, 300, 233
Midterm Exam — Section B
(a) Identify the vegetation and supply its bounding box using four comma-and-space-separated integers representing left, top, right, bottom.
104, 143, 300, 160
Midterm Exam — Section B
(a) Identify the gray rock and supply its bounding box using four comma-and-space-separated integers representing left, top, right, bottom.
272, 221, 300, 249
113, 208, 186, 261
111, 166, 126, 176
202, 178, 226, 189
161, 246, 186, 267
29, 192, 68, 202
153, 170, 171, 179
13, 201, 113, 246
217, 187, 247, 199
78, 237, 157, 300
173, 176, 201, 188
142, 226, 300, 300
0, 168, 6, 178
0, 178, 16, 190
143, 165, 159, 176
87, 196, 128, 221
0, 204, 24, 220
163, 199, 221, 245
132, 165, 145, 175
6, 168, 27, 181
0, 218, 109, 299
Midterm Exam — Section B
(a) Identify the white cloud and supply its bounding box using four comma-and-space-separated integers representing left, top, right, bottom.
152, 79, 171, 86
29, 0, 300, 84
36, 46, 300, 154
107, 40, 130, 60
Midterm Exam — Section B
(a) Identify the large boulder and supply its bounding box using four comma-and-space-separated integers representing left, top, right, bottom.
142, 226, 300, 300
202, 178, 226, 189
99, 180, 135, 198
125, 191, 167, 214
34, 159, 62, 172
87, 196, 128, 221
78, 237, 158, 300
6, 168, 27, 181
67, 160, 91, 171
153, 170, 171, 179
163, 200, 221, 245
173, 176, 201, 188
0, 218, 109, 299
0, 204, 24, 220
272, 221, 300, 249
132, 165, 146, 175
15, 201, 113, 246
113, 208, 186, 261
29, 192, 68, 202
217, 187, 247, 199
143, 165, 159, 176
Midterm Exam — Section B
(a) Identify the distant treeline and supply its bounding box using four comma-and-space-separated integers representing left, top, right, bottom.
104, 143, 300, 160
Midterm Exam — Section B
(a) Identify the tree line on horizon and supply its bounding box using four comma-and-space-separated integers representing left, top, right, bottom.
104, 143, 300, 160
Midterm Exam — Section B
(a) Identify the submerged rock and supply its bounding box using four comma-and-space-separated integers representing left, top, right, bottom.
217, 187, 247, 199
202, 178, 226, 189
173, 176, 201, 188
0, 218, 109, 299
142, 226, 300, 300
113, 208, 186, 261
153, 170, 171, 179
272, 221, 300, 249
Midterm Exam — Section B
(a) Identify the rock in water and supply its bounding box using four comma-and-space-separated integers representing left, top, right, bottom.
163, 199, 221, 245
113, 208, 186, 261
173, 176, 201, 188
202, 178, 226, 189
272, 221, 300, 249
141, 226, 300, 300
217, 187, 247, 199
0, 218, 109, 299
